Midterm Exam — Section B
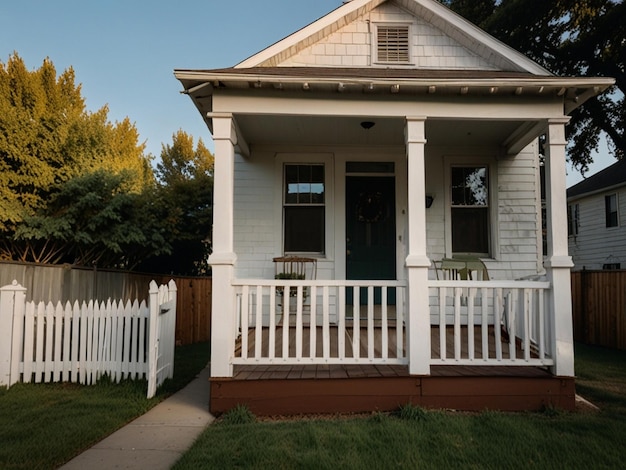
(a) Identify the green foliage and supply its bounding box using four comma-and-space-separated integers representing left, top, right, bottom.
139, 130, 214, 275
441, 0, 625, 174
395, 403, 428, 421
12, 170, 171, 268
0, 53, 155, 265
221, 404, 257, 425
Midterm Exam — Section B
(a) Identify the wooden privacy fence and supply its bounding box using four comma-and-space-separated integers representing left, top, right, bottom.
0, 261, 211, 345
571, 270, 626, 350
0, 280, 177, 398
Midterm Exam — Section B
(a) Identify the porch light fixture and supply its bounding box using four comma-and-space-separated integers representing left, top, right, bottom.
425, 194, 434, 208
360, 121, 375, 130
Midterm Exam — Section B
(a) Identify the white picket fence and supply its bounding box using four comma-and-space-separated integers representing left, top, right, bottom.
0, 279, 177, 398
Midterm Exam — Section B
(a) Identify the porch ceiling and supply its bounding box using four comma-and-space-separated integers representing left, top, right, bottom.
233, 114, 525, 148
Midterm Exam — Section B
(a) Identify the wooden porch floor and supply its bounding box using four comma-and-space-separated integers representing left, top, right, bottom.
210, 325, 574, 416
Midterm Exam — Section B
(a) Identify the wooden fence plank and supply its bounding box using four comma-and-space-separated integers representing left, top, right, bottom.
572, 270, 626, 350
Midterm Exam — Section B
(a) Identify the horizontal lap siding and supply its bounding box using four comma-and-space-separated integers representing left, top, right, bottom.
494, 144, 541, 279
234, 153, 276, 280
569, 188, 626, 270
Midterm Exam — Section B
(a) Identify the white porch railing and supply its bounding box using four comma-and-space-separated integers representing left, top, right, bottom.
429, 280, 554, 367
233, 280, 407, 365
232, 278, 554, 370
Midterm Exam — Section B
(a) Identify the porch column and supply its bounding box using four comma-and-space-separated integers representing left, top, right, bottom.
209, 114, 238, 378
405, 117, 431, 375
544, 118, 575, 377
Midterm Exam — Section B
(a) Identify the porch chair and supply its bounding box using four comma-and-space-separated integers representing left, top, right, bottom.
273, 256, 317, 324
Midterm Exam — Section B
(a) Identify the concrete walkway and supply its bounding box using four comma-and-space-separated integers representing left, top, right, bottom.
60, 365, 214, 470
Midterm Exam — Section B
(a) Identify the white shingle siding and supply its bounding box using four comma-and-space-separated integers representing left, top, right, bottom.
569, 187, 626, 270
281, 3, 498, 70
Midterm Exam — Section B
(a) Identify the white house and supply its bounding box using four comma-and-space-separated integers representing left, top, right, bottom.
175, 0, 613, 415
568, 159, 626, 271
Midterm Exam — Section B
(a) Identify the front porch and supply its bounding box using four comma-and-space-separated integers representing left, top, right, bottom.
208, 277, 574, 415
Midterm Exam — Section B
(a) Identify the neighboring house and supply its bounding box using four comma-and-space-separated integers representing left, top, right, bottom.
175, 0, 613, 415
567, 159, 626, 271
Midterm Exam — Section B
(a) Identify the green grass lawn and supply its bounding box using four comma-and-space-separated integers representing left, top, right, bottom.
0, 341, 210, 470
173, 343, 626, 470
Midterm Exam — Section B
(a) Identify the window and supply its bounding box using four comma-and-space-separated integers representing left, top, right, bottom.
450, 166, 489, 254
603, 263, 621, 270
568, 204, 579, 236
375, 25, 410, 63
283, 164, 325, 254
605, 194, 618, 227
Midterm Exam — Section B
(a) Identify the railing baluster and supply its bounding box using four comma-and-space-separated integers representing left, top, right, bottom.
309, 285, 317, 359
439, 288, 446, 360
296, 286, 303, 360
353, 286, 360, 359
467, 288, 475, 361
454, 287, 462, 361
323, 286, 330, 359
508, 290, 517, 361
494, 288, 502, 361
269, 286, 276, 360
240, 286, 249, 360
281, 286, 289, 360
524, 288, 531, 361
537, 290, 546, 360
338, 286, 345, 360
396, 286, 404, 359
367, 286, 374, 360
254, 286, 263, 359
382, 287, 388, 360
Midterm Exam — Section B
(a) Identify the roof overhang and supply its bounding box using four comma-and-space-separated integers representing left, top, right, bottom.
175, 67, 615, 123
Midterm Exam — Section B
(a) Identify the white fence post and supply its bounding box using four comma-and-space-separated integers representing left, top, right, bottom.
146, 280, 159, 398
0, 281, 27, 387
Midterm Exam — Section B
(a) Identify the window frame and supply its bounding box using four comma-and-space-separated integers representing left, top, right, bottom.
283, 163, 326, 255
372, 22, 413, 66
444, 158, 496, 258
274, 154, 334, 259
605, 193, 618, 228
568, 203, 579, 237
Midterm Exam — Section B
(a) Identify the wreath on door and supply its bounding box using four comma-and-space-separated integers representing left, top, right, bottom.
356, 191, 384, 223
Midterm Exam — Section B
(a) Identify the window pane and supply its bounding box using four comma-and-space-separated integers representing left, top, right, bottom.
284, 164, 324, 205
606, 194, 618, 227
284, 207, 325, 253
451, 207, 489, 254
451, 167, 488, 206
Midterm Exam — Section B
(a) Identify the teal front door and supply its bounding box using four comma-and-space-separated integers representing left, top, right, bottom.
346, 176, 396, 305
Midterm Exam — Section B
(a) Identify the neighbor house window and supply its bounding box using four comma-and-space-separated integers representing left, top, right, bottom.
451, 166, 489, 254
605, 194, 618, 227
284, 164, 325, 254
375, 24, 410, 63
568, 204, 579, 236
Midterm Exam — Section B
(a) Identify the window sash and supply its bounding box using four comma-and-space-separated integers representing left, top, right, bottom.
450, 166, 490, 255
605, 194, 618, 227
283, 164, 325, 254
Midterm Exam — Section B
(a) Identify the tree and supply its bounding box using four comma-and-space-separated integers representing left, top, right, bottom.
11, 170, 171, 269
442, 0, 625, 174
138, 130, 214, 275
0, 53, 153, 234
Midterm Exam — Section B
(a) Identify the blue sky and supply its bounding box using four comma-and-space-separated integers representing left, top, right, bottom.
0, 0, 614, 186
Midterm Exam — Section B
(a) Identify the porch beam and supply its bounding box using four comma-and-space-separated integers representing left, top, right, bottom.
209, 114, 238, 378
502, 120, 546, 155
544, 117, 575, 377
405, 116, 431, 376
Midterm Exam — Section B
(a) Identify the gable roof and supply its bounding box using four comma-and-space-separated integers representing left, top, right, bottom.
235, 0, 551, 75
567, 158, 626, 200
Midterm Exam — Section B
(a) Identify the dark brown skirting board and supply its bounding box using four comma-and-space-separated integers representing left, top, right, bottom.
209, 365, 575, 416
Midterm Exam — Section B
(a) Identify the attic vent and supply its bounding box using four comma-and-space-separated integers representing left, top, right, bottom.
376, 25, 410, 63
